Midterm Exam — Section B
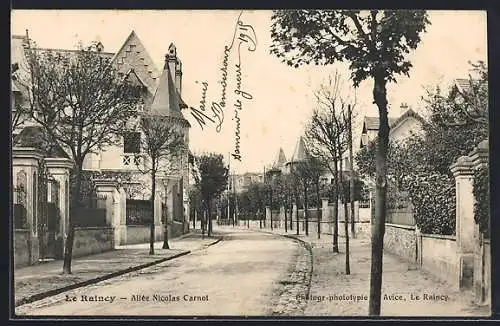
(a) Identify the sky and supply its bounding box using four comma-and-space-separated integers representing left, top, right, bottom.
11, 10, 488, 174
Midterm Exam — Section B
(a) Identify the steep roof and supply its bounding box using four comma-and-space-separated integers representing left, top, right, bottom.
289, 136, 308, 163
270, 147, 287, 171
149, 58, 190, 127
111, 30, 160, 93
274, 148, 287, 169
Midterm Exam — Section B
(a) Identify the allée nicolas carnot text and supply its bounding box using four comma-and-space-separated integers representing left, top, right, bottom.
65, 293, 209, 303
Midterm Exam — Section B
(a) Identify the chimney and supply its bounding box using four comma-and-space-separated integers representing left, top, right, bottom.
167, 43, 177, 90
400, 102, 409, 116
175, 58, 182, 94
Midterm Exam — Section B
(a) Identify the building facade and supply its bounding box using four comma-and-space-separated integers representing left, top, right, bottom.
11, 30, 193, 248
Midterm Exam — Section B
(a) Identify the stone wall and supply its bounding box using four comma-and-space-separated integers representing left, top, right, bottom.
73, 227, 115, 258
14, 229, 32, 268
474, 239, 490, 305
384, 224, 417, 263
358, 207, 371, 222
420, 234, 458, 287
170, 221, 185, 239
118, 225, 163, 245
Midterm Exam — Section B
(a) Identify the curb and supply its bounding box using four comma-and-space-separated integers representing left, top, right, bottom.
16, 236, 224, 308
243, 228, 314, 308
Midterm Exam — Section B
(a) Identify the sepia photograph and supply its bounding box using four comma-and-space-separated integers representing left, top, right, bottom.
10, 9, 490, 318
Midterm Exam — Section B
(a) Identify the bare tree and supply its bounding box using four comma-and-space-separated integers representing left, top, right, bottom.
18, 41, 141, 274
136, 111, 186, 254
305, 72, 349, 253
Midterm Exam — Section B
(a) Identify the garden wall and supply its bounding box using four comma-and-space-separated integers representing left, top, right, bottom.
73, 226, 115, 258
420, 234, 458, 287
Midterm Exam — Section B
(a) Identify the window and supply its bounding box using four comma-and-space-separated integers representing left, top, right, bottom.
123, 131, 141, 154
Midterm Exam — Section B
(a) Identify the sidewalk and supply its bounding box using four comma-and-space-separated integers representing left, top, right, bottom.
15, 230, 223, 307
232, 225, 490, 317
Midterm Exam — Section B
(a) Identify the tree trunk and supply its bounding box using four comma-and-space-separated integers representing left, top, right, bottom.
340, 156, 350, 275
150, 169, 156, 255
369, 75, 390, 316
304, 185, 309, 236
344, 197, 350, 275
193, 209, 196, 230
162, 192, 169, 250
62, 161, 82, 274
270, 193, 273, 230
316, 183, 321, 239
202, 209, 206, 238
207, 200, 212, 237
332, 159, 339, 253
348, 106, 356, 239
295, 195, 299, 236
284, 205, 288, 233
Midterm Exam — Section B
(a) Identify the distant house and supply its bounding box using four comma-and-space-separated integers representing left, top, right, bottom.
359, 103, 425, 150
231, 172, 265, 193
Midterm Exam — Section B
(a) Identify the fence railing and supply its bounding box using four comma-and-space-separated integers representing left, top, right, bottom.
13, 187, 28, 229
71, 193, 108, 227
126, 199, 153, 225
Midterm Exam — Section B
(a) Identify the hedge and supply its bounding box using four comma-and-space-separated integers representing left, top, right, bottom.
405, 173, 456, 235
473, 166, 490, 238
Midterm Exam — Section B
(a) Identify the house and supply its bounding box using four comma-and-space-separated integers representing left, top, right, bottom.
11, 30, 193, 257
232, 172, 265, 193
359, 103, 425, 149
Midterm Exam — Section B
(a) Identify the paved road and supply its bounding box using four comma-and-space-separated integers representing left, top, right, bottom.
15, 229, 297, 317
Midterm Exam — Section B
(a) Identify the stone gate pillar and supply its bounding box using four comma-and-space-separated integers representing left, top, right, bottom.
450, 155, 475, 290
44, 157, 73, 255
93, 179, 118, 227
113, 187, 127, 246
322, 198, 330, 233
292, 202, 298, 232
163, 177, 176, 224
13, 147, 44, 265
279, 205, 285, 228
265, 206, 271, 228
469, 140, 489, 303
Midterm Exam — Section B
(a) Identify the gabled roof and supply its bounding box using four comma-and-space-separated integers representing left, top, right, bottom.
11, 80, 21, 93
149, 58, 190, 127
388, 108, 425, 133
123, 68, 150, 92
454, 78, 471, 93
359, 108, 425, 148
111, 30, 160, 93
363, 116, 398, 131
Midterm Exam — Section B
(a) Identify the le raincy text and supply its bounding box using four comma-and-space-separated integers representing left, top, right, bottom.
189, 14, 257, 162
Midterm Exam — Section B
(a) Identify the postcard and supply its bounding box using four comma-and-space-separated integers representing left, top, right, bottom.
11, 9, 490, 318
